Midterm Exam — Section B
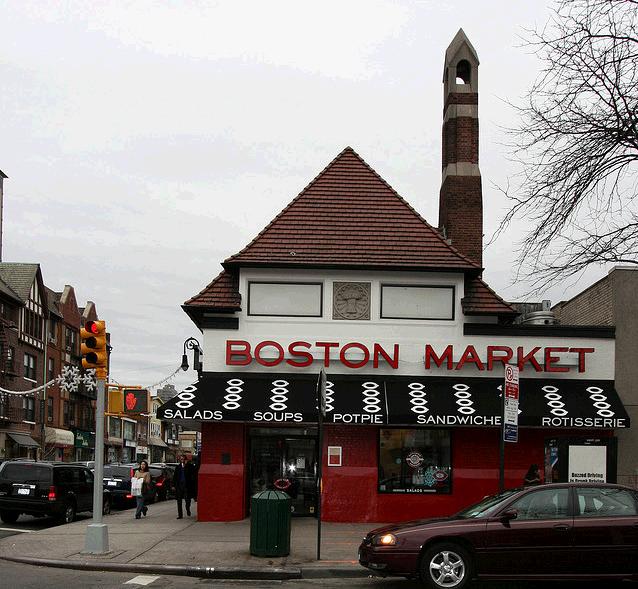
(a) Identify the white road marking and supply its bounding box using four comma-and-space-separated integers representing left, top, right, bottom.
124, 575, 161, 586
0, 527, 33, 533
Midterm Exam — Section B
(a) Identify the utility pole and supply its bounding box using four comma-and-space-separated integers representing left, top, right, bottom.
81, 320, 109, 554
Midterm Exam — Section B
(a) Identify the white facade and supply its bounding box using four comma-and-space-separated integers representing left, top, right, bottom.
202, 267, 614, 381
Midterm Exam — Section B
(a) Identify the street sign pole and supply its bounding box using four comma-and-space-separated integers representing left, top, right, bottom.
316, 369, 326, 561
84, 373, 109, 553
500, 364, 520, 493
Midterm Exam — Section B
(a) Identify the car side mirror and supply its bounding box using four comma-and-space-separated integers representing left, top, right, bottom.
500, 508, 518, 521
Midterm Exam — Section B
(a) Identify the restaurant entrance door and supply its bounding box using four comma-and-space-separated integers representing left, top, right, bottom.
248, 427, 318, 516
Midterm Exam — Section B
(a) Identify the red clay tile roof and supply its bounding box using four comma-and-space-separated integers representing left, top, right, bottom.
185, 270, 241, 310
223, 147, 481, 272
462, 276, 518, 317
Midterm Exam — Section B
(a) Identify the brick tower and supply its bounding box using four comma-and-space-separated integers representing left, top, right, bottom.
438, 29, 483, 267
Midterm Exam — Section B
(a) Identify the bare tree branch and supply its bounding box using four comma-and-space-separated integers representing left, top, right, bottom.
495, 0, 638, 294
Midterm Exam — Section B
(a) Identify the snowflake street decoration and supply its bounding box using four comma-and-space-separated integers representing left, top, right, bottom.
56, 366, 97, 393
83, 369, 97, 392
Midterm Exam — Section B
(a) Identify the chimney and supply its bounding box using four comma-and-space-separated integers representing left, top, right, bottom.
438, 29, 482, 267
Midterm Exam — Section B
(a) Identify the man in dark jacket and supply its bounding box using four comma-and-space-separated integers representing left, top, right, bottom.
173, 454, 196, 519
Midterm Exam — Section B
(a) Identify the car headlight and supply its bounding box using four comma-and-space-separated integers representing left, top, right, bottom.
373, 533, 397, 546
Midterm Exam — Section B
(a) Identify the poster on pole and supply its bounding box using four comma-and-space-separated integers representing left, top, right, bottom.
503, 364, 519, 443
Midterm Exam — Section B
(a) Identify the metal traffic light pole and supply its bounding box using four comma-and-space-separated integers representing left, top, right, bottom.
83, 321, 110, 554
85, 372, 108, 553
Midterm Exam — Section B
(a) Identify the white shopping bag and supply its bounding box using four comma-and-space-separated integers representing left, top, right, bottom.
131, 476, 144, 497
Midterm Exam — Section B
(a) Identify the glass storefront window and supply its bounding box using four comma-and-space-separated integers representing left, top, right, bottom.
378, 428, 451, 494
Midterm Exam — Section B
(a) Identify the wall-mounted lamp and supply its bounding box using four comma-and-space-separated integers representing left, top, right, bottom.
181, 337, 203, 373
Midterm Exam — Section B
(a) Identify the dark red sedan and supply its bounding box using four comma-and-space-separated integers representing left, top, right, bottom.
359, 483, 638, 588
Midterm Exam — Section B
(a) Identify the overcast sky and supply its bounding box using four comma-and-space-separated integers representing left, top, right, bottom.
1, 1, 612, 393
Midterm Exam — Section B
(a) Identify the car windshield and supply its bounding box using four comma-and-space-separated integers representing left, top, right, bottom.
455, 489, 520, 519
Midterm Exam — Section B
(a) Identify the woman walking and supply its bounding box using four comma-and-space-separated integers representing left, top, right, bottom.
133, 460, 152, 519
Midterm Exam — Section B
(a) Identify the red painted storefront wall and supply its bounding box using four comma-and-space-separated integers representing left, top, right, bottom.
198, 422, 246, 521
197, 422, 608, 522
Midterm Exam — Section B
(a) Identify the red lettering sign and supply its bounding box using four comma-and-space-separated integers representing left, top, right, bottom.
424, 344, 453, 369
224, 340, 596, 373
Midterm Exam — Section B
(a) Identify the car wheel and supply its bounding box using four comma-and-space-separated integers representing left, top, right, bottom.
59, 501, 76, 524
102, 498, 111, 516
0, 510, 19, 524
420, 543, 472, 589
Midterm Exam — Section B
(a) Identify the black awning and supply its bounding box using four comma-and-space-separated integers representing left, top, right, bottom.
157, 373, 630, 429
8, 432, 40, 448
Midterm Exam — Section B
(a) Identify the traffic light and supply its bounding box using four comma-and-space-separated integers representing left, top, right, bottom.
81, 320, 107, 376
124, 389, 148, 414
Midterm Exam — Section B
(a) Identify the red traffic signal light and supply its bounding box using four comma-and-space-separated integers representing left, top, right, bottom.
80, 320, 107, 371
85, 321, 100, 335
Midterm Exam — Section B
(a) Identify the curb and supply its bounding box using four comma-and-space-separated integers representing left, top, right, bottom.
0, 555, 302, 580
300, 565, 371, 579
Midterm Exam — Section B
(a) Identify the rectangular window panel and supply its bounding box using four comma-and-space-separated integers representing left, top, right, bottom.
248, 282, 323, 317
109, 417, 122, 438
381, 285, 454, 320
23, 397, 35, 421
378, 429, 451, 494
24, 353, 36, 381
123, 421, 135, 440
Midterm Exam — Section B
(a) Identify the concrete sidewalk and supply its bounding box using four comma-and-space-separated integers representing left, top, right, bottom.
0, 500, 384, 579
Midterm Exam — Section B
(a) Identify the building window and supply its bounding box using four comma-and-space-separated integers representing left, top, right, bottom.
123, 421, 135, 440
24, 353, 37, 381
65, 328, 77, 353
48, 319, 57, 342
48, 358, 55, 382
23, 396, 35, 421
108, 416, 122, 438
24, 308, 43, 340
63, 400, 69, 426
47, 397, 54, 421
247, 282, 323, 317
380, 285, 455, 320
378, 429, 452, 494
0, 393, 7, 418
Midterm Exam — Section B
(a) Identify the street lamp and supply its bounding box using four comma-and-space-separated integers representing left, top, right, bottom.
181, 337, 203, 373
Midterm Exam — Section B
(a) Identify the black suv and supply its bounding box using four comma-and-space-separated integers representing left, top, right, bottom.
101, 465, 136, 507
0, 461, 111, 524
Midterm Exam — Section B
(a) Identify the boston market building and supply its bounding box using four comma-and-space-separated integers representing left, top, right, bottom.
159, 31, 629, 522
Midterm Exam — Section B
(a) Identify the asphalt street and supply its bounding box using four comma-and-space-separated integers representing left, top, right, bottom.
0, 560, 630, 589
0, 512, 93, 540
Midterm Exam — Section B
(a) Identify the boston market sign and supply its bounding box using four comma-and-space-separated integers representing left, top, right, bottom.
226, 340, 595, 373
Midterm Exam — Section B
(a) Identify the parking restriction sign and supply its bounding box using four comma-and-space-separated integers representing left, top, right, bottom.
503, 364, 519, 442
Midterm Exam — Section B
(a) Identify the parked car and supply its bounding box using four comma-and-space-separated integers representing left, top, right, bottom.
149, 464, 175, 501
0, 461, 111, 524
100, 465, 136, 508
70, 461, 95, 469
359, 483, 638, 587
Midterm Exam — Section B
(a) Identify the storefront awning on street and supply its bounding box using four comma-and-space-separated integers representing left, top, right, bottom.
7, 432, 40, 448
149, 437, 168, 448
45, 427, 75, 447
156, 373, 630, 429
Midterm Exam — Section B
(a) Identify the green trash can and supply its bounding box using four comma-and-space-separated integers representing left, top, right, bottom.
249, 490, 291, 557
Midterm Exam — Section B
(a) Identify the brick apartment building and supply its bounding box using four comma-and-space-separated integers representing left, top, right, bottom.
0, 262, 102, 461
554, 267, 638, 489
